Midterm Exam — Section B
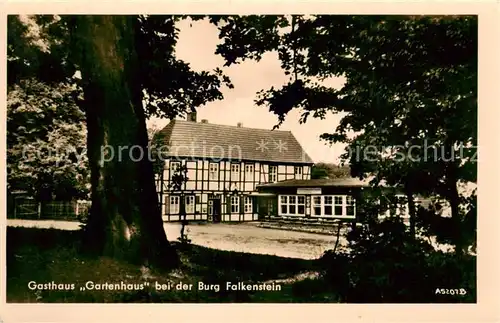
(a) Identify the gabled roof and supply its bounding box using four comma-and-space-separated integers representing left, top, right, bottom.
257, 178, 370, 189
158, 120, 314, 164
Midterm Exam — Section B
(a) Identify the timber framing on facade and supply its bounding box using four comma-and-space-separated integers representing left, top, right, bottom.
154, 113, 314, 222
154, 113, 414, 223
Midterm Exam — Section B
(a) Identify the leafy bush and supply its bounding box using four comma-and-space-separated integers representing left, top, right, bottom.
415, 198, 477, 254
320, 218, 476, 303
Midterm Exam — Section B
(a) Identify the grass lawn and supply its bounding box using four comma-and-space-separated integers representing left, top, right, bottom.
7, 226, 339, 303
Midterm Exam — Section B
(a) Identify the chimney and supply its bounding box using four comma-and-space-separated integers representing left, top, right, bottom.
237, 122, 243, 128
186, 111, 197, 122
201, 119, 208, 123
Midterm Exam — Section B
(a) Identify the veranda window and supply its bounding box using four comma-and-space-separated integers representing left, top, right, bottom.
279, 195, 305, 216
311, 195, 356, 218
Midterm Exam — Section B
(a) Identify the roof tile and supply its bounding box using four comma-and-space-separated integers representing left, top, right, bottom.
158, 120, 314, 164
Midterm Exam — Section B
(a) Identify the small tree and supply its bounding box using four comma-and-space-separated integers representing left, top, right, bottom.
311, 163, 350, 179
7, 78, 90, 217
169, 164, 190, 244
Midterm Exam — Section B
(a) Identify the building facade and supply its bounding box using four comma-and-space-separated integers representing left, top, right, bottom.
155, 113, 417, 223
154, 113, 314, 222
256, 178, 412, 223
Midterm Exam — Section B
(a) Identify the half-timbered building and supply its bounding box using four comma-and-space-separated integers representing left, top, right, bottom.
154, 113, 314, 222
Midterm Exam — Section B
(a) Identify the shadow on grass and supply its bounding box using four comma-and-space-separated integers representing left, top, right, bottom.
7, 226, 335, 303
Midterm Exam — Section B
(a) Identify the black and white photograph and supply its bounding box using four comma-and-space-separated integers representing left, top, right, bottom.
2, 4, 496, 321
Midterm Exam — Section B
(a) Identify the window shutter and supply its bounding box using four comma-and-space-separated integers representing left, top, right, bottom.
240, 196, 244, 215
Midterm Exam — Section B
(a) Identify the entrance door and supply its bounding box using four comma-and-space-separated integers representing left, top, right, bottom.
209, 198, 222, 223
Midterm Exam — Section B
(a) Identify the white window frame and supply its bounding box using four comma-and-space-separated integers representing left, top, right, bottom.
185, 195, 195, 214
294, 166, 303, 179
169, 195, 180, 214
333, 195, 343, 216
297, 195, 305, 215
244, 196, 253, 213
231, 164, 240, 181
379, 194, 410, 219
345, 195, 356, 217
324, 196, 334, 216
311, 195, 356, 218
209, 163, 218, 180
230, 195, 240, 213
312, 196, 322, 216
269, 165, 278, 183
279, 195, 305, 216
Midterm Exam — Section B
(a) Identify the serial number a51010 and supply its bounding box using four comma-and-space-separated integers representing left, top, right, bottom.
435, 288, 467, 295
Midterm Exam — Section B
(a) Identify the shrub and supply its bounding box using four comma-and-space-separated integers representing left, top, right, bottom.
320, 218, 476, 303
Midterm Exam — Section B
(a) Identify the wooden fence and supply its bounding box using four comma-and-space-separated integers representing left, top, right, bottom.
8, 198, 91, 221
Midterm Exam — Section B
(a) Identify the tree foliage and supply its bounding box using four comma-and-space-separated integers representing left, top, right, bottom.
7, 78, 89, 202
7, 15, 232, 265
320, 218, 476, 302
311, 163, 350, 179
8, 15, 233, 117
210, 15, 477, 252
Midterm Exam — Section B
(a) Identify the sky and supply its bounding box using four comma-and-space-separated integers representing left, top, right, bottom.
147, 18, 348, 164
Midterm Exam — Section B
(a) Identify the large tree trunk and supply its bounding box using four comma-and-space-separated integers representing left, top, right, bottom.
73, 16, 177, 267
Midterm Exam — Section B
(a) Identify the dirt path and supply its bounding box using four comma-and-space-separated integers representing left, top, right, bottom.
7, 219, 342, 260
165, 223, 342, 259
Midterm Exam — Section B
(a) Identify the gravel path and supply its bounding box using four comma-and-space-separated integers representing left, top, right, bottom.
7, 219, 342, 260
166, 222, 342, 259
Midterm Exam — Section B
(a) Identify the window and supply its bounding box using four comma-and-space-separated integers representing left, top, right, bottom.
279, 195, 305, 216
379, 195, 409, 219
346, 196, 355, 216
313, 196, 322, 216
209, 163, 218, 180
269, 165, 277, 182
311, 195, 356, 218
185, 195, 195, 214
231, 164, 240, 181
231, 195, 240, 213
245, 164, 254, 179
324, 196, 333, 215
334, 196, 343, 216
294, 166, 302, 179
289, 196, 296, 214
169, 196, 180, 214
244, 196, 253, 213
280, 196, 288, 214
170, 162, 180, 179
297, 196, 305, 214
